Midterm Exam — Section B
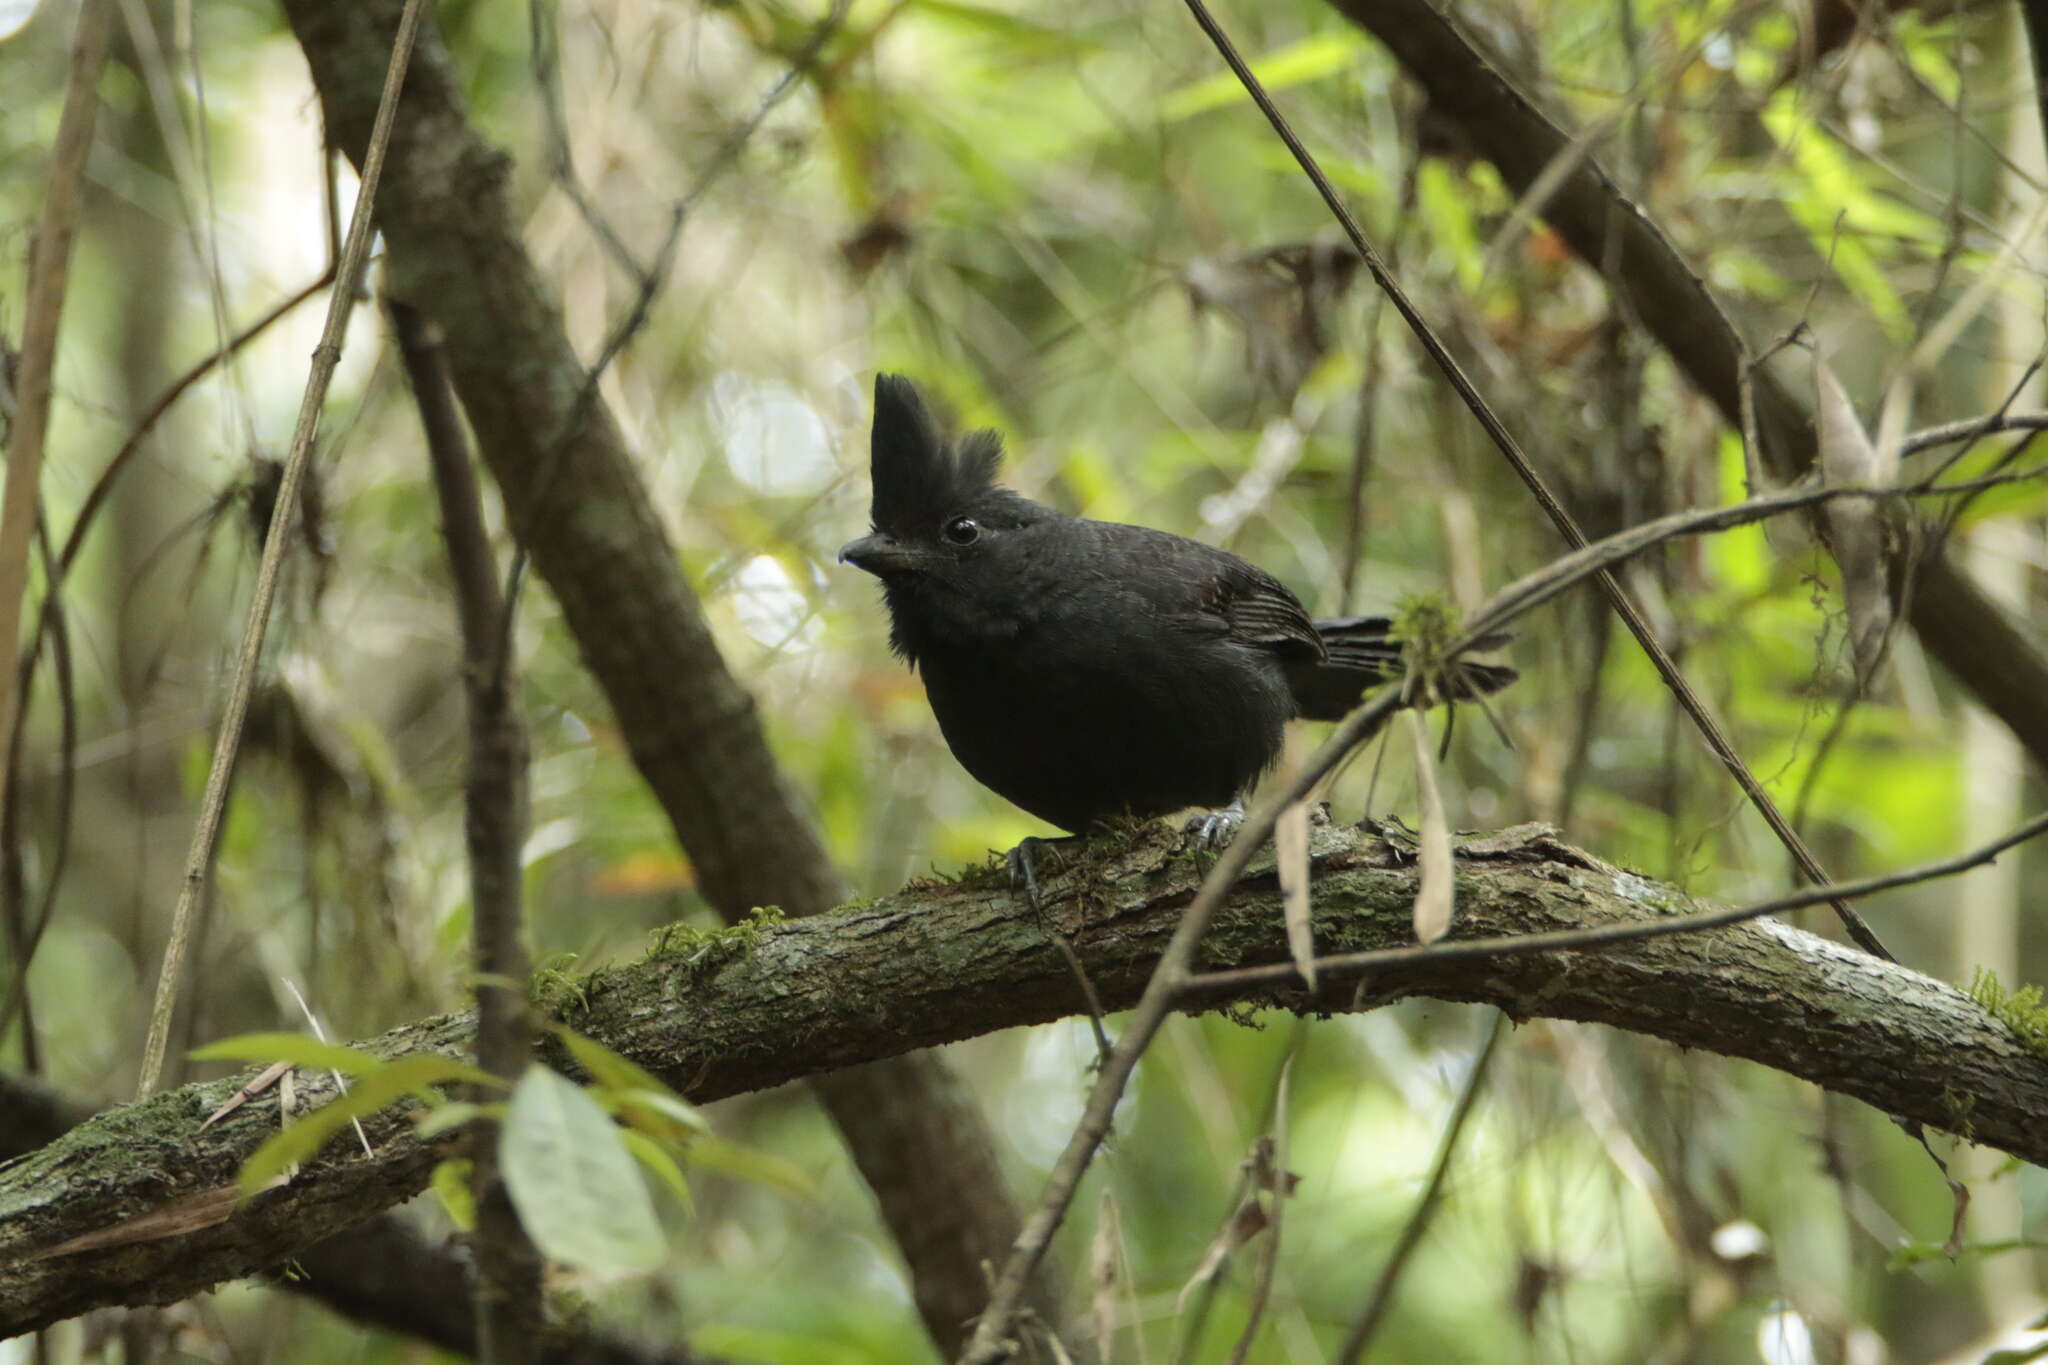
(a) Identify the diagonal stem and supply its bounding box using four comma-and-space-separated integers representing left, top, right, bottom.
134, 0, 431, 1099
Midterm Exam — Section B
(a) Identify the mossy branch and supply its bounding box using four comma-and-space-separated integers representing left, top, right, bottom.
4, 820, 2046, 1336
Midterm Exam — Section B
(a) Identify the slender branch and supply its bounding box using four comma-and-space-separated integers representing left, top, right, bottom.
1454, 472, 2048, 652
0, 0, 115, 832
1335, 1014, 1504, 1363
135, 0, 429, 1099
390, 297, 541, 1360
56, 271, 337, 580
1903, 412, 2048, 458
0, 524, 78, 1058
0, 273, 332, 1049
1222, 1058, 1295, 1365
1174, 0, 1890, 960
494, 0, 850, 651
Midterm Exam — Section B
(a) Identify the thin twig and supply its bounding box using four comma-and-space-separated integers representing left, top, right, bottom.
1335, 1013, 1504, 1363
0, 274, 334, 1036
1, 270, 337, 849
1456, 470, 2048, 650
0, 0, 116, 831
527, 0, 643, 283
1902, 411, 2048, 458
1222, 1057, 1294, 1365
134, 0, 429, 1100
1336, 170, 1414, 614
1174, 0, 1894, 960
494, 0, 850, 663
390, 296, 542, 1360
57, 271, 337, 581
0, 524, 78, 1049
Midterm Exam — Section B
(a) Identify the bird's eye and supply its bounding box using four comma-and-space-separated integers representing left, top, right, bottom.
943, 516, 981, 545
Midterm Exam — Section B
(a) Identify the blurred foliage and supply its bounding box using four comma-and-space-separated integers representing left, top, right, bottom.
3, 0, 2048, 1360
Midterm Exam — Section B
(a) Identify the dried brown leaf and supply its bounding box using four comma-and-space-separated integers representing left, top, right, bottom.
1277, 798, 1315, 989
1814, 352, 1896, 684
33, 1176, 288, 1260
200, 1060, 291, 1131
1409, 711, 1455, 944
1176, 1198, 1270, 1313
1090, 1192, 1122, 1365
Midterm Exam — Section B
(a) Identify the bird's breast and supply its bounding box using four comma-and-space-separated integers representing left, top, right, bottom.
911, 617, 1292, 833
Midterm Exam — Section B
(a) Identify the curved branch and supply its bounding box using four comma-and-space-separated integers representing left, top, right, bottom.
3, 821, 2042, 1336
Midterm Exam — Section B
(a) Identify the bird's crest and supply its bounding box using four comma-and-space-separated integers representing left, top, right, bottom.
869, 374, 1005, 535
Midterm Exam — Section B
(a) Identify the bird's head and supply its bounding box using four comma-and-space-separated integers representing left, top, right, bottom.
839, 374, 1054, 657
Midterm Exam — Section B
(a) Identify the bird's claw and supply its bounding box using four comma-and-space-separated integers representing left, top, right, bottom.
1183, 797, 1246, 850
1007, 836, 1069, 912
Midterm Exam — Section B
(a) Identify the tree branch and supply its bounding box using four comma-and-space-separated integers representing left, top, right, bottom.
0, 1074, 727, 1363
391, 296, 542, 1359
1327, 0, 2048, 769
4, 821, 2044, 1337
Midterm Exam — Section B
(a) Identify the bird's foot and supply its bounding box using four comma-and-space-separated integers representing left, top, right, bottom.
1183, 797, 1246, 850
1007, 835, 1077, 913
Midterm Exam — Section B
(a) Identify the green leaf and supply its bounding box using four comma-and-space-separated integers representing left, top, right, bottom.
190, 1032, 389, 1075
500, 1065, 667, 1273
555, 1028, 685, 1105
615, 1088, 711, 1143
621, 1129, 696, 1217
906, 0, 1093, 56
432, 1159, 476, 1231
1982, 1345, 2048, 1365
414, 1100, 488, 1139
238, 1056, 482, 1195
555, 1027, 709, 1140
1161, 32, 1368, 120
685, 1135, 816, 1200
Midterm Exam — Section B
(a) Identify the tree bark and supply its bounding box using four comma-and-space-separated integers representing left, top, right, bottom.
4, 820, 2042, 1337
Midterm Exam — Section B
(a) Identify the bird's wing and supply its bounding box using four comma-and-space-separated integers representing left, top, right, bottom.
1207, 561, 1326, 660
1085, 520, 1326, 660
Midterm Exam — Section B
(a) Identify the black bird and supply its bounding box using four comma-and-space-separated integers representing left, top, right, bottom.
839, 375, 1512, 875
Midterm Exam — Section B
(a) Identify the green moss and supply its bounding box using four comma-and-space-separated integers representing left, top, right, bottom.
1967, 968, 2048, 1063
643, 906, 785, 975
1391, 594, 1467, 703
1938, 1084, 1977, 1143
531, 953, 588, 1015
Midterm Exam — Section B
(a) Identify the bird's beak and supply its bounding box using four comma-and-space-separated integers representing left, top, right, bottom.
838, 532, 923, 577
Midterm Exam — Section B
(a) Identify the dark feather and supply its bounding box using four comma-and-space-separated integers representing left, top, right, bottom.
1215, 567, 1325, 659
869, 374, 1006, 537
1292, 615, 1517, 721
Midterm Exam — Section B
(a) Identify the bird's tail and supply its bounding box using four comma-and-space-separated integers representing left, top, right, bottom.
1290, 615, 1517, 722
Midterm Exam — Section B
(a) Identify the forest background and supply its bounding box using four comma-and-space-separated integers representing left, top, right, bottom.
4, 0, 2048, 1362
